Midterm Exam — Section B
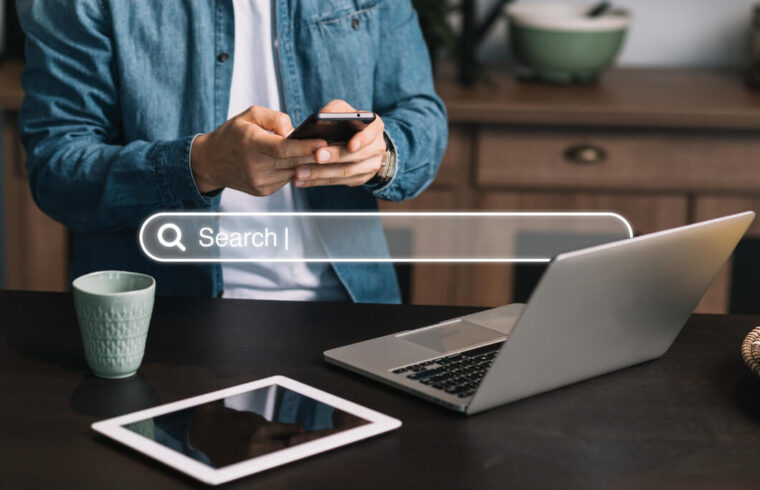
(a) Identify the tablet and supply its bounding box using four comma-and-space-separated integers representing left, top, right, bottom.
92, 376, 401, 485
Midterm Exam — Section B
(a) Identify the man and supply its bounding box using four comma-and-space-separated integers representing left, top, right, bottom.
17, 0, 447, 303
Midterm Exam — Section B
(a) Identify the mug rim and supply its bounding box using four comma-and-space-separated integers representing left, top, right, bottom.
72, 270, 156, 297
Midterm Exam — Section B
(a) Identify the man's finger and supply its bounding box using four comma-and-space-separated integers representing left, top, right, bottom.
240, 105, 294, 136
252, 127, 326, 160
347, 115, 383, 153
295, 172, 377, 189
293, 158, 381, 187
278, 153, 321, 168
319, 99, 355, 113
295, 158, 380, 181
313, 137, 385, 164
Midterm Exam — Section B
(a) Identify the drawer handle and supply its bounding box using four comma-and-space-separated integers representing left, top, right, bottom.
563, 144, 607, 165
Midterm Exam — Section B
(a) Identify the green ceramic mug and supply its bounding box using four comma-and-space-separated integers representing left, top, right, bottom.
72, 271, 156, 379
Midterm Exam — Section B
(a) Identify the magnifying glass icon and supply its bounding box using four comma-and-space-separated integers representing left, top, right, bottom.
157, 223, 186, 252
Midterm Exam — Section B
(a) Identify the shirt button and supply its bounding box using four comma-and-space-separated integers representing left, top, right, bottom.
217, 52, 229, 63
351, 17, 360, 29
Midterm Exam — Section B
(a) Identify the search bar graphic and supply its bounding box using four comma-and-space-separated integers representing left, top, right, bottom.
139, 212, 633, 263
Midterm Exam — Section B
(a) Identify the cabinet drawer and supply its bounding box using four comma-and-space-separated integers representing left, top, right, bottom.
477, 127, 760, 192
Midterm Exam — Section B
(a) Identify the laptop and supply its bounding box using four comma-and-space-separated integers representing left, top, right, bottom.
324, 212, 754, 415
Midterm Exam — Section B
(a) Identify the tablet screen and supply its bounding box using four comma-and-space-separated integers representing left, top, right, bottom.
122, 384, 369, 468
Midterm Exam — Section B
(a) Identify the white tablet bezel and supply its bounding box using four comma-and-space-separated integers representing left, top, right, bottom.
91, 375, 402, 485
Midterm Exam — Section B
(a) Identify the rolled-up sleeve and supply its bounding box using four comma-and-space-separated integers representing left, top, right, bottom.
17, 0, 212, 232
366, 0, 448, 202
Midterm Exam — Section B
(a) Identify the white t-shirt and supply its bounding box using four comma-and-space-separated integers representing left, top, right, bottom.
219, 0, 348, 301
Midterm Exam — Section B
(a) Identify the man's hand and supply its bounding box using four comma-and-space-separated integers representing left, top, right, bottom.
190, 106, 327, 196
293, 99, 387, 189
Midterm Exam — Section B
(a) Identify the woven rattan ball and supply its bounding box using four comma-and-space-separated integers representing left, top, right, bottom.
741, 326, 760, 376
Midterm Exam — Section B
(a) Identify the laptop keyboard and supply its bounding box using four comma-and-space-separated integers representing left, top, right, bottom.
390, 342, 504, 399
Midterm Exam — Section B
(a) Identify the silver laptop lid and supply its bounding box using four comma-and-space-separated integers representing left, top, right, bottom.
467, 211, 754, 414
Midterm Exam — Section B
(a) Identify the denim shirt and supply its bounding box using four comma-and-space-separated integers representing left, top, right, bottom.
17, 0, 447, 303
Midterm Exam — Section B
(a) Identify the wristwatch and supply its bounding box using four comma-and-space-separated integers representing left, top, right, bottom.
369, 132, 397, 185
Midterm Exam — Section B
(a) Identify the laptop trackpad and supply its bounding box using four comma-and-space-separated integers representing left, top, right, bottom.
397, 320, 504, 354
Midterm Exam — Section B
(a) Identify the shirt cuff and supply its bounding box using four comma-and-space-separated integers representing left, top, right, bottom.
363, 129, 401, 196
153, 135, 217, 210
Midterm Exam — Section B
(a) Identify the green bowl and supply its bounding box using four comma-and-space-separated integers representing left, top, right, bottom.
506, 2, 630, 84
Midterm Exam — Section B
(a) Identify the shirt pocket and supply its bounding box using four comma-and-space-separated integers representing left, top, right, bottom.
310, 2, 379, 30
296, 2, 380, 109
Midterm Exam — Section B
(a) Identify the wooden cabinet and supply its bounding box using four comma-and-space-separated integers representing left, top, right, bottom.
2, 114, 68, 291
0, 62, 68, 292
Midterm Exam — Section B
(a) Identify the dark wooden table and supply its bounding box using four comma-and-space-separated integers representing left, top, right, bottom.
2, 290, 760, 489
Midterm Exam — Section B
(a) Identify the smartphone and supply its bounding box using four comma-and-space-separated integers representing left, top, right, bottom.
289, 112, 376, 144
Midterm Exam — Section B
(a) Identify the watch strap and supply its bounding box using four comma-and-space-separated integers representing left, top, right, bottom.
370, 132, 397, 185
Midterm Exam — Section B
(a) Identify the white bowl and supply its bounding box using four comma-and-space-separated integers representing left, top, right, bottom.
506, 2, 630, 32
